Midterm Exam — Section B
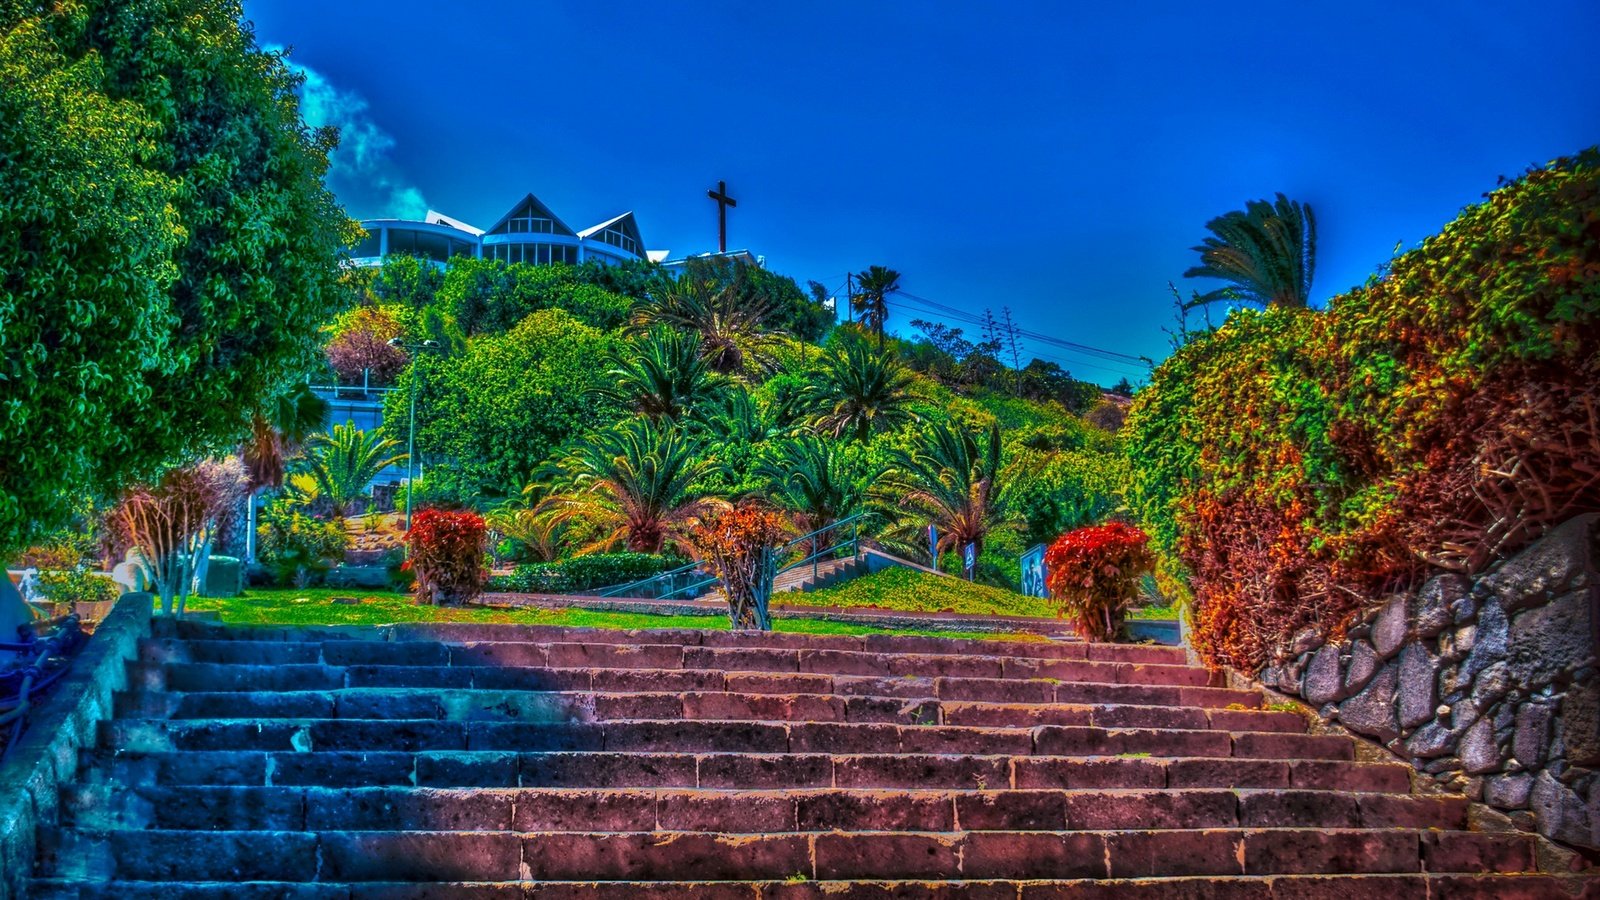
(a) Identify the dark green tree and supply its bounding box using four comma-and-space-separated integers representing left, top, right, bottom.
596, 329, 720, 422
850, 265, 901, 349
801, 342, 918, 443
1183, 193, 1317, 310
879, 421, 1014, 560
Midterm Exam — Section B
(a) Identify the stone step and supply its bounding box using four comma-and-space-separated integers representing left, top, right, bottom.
134, 641, 1217, 687
58, 783, 1470, 833
28, 874, 1600, 900
97, 717, 1354, 759
167, 622, 1196, 666
34, 826, 1539, 882
86, 750, 1413, 792
114, 688, 1306, 732
130, 661, 1260, 708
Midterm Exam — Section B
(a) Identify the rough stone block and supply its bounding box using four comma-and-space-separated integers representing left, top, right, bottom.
1507, 589, 1597, 686
1462, 598, 1509, 679
1344, 640, 1379, 694
1459, 716, 1502, 775
1338, 661, 1400, 741
1513, 702, 1555, 769
1478, 513, 1598, 610
1484, 772, 1534, 809
1302, 644, 1345, 706
1562, 679, 1600, 766
1417, 574, 1469, 637
1420, 831, 1535, 874
1105, 828, 1244, 877
1243, 829, 1417, 875
1372, 595, 1412, 659
1397, 642, 1440, 730
1530, 769, 1598, 849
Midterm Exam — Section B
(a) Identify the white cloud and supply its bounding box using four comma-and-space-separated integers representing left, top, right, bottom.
276, 48, 428, 220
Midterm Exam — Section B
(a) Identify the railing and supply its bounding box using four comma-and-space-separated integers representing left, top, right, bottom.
595, 513, 868, 601
0, 615, 87, 760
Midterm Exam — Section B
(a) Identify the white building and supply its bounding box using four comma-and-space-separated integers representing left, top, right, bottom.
349, 191, 651, 268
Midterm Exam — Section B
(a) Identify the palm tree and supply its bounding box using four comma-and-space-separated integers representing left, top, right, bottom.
850, 265, 901, 349
240, 383, 328, 491
594, 329, 719, 422
532, 418, 724, 555
303, 422, 408, 515
631, 278, 784, 375
802, 342, 918, 443
1183, 194, 1316, 310
754, 435, 877, 540
878, 420, 1012, 563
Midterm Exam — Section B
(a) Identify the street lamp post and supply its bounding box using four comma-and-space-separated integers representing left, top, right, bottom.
388, 338, 440, 532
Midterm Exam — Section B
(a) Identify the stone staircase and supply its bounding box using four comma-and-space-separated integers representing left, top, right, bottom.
28, 620, 1595, 898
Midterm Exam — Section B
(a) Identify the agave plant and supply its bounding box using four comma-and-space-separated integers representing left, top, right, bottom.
801, 341, 918, 442
532, 418, 725, 555
593, 328, 719, 422
1183, 194, 1316, 310
303, 422, 408, 516
877, 420, 1014, 562
631, 278, 785, 375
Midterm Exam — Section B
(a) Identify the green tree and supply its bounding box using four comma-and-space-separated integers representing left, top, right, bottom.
802, 342, 918, 442
678, 256, 831, 343
390, 309, 616, 502
879, 421, 1014, 561
438, 258, 631, 334
630, 278, 783, 376
596, 329, 719, 422
1184, 193, 1317, 310
851, 265, 902, 349
304, 422, 408, 515
533, 418, 723, 554
0, 0, 354, 559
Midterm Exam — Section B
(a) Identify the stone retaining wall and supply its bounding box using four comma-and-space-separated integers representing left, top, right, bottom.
1259, 515, 1599, 851
0, 593, 153, 899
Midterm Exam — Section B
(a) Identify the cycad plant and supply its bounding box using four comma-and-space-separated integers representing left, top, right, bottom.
754, 434, 877, 542
303, 422, 408, 516
878, 420, 1013, 563
802, 341, 918, 442
1183, 193, 1316, 310
594, 328, 719, 422
631, 278, 784, 375
532, 418, 725, 554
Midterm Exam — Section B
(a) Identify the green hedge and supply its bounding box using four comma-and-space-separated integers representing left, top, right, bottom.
489, 553, 689, 594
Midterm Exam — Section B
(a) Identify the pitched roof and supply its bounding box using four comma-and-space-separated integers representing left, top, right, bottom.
484, 193, 576, 237
424, 209, 484, 236
577, 211, 646, 255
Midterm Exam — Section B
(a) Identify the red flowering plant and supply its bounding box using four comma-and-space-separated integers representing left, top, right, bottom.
684, 502, 791, 631
405, 508, 487, 605
1044, 521, 1156, 642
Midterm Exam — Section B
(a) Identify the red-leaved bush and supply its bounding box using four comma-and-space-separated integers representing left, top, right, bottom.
684, 502, 790, 631
406, 508, 486, 604
1044, 522, 1155, 642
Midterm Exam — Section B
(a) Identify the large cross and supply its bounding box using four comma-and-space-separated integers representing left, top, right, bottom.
707, 180, 737, 253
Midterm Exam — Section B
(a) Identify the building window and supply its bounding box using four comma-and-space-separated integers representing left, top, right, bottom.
599, 227, 637, 255
500, 216, 554, 235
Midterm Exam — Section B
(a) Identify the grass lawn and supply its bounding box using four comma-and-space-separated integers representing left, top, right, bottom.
185, 587, 1038, 641
781, 567, 1058, 619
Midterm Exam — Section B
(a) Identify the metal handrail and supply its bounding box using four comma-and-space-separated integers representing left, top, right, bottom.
594, 512, 869, 601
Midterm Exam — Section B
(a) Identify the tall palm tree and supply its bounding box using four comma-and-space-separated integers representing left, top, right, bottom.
304, 422, 408, 515
631, 277, 784, 375
878, 420, 1012, 562
851, 265, 901, 349
802, 342, 918, 443
754, 435, 877, 540
533, 418, 725, 555
240, 383, 328, 491
1183, 194, 1316, 310
594, 329, 719, 422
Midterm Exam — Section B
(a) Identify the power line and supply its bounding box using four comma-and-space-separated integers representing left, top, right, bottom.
896, 290, 1150, 366
888, 295, 1149, 380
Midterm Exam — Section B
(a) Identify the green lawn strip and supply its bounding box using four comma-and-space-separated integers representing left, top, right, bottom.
1128, 603, 1180, 621
187, 588, 1041, 641
780, 567, 1056, 618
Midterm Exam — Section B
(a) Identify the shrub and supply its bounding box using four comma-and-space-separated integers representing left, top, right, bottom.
1044, 522, 1155, 642
406, 508, 487, 604
257, 504, 349, 586
489, 553, 690, 594
684, 503, 791, 630
37, 568, 121, 610
1127, 148, 1600, 668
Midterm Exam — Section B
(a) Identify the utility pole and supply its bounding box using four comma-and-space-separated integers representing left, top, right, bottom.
845, 272, 854, 325
388, 338, 441, 533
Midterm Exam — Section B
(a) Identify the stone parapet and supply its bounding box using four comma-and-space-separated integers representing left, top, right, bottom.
1259, 515, 1600, 851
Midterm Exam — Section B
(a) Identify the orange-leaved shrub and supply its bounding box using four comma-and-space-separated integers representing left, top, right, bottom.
685, 502, 791, 631
1128, 148, 1600, 670
1044, 522, 1155, 642
406, 508, 487, 604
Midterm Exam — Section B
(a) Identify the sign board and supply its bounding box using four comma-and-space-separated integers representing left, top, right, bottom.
963, 543, 976, 580
1020, 543, 1049, 598
928, 525, 938, 565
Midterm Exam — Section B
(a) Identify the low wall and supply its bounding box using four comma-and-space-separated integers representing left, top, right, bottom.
1259, 515, 1599, 851
0, 593, 153, 899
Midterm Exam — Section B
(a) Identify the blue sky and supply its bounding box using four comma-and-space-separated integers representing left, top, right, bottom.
246, 1, 1600, 386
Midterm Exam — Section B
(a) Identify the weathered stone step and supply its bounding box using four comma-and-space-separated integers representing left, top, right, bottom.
30, 874, 1597, 900
59, 783, 1469, 833
136, 641, 1218, 687
132, 661, 1259, 708
115, 688, 1305, 732
168, 622, 1199, 667
87, 749, 1413, 792
98, 717, 1353, 759
35, 826, 1538, 882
